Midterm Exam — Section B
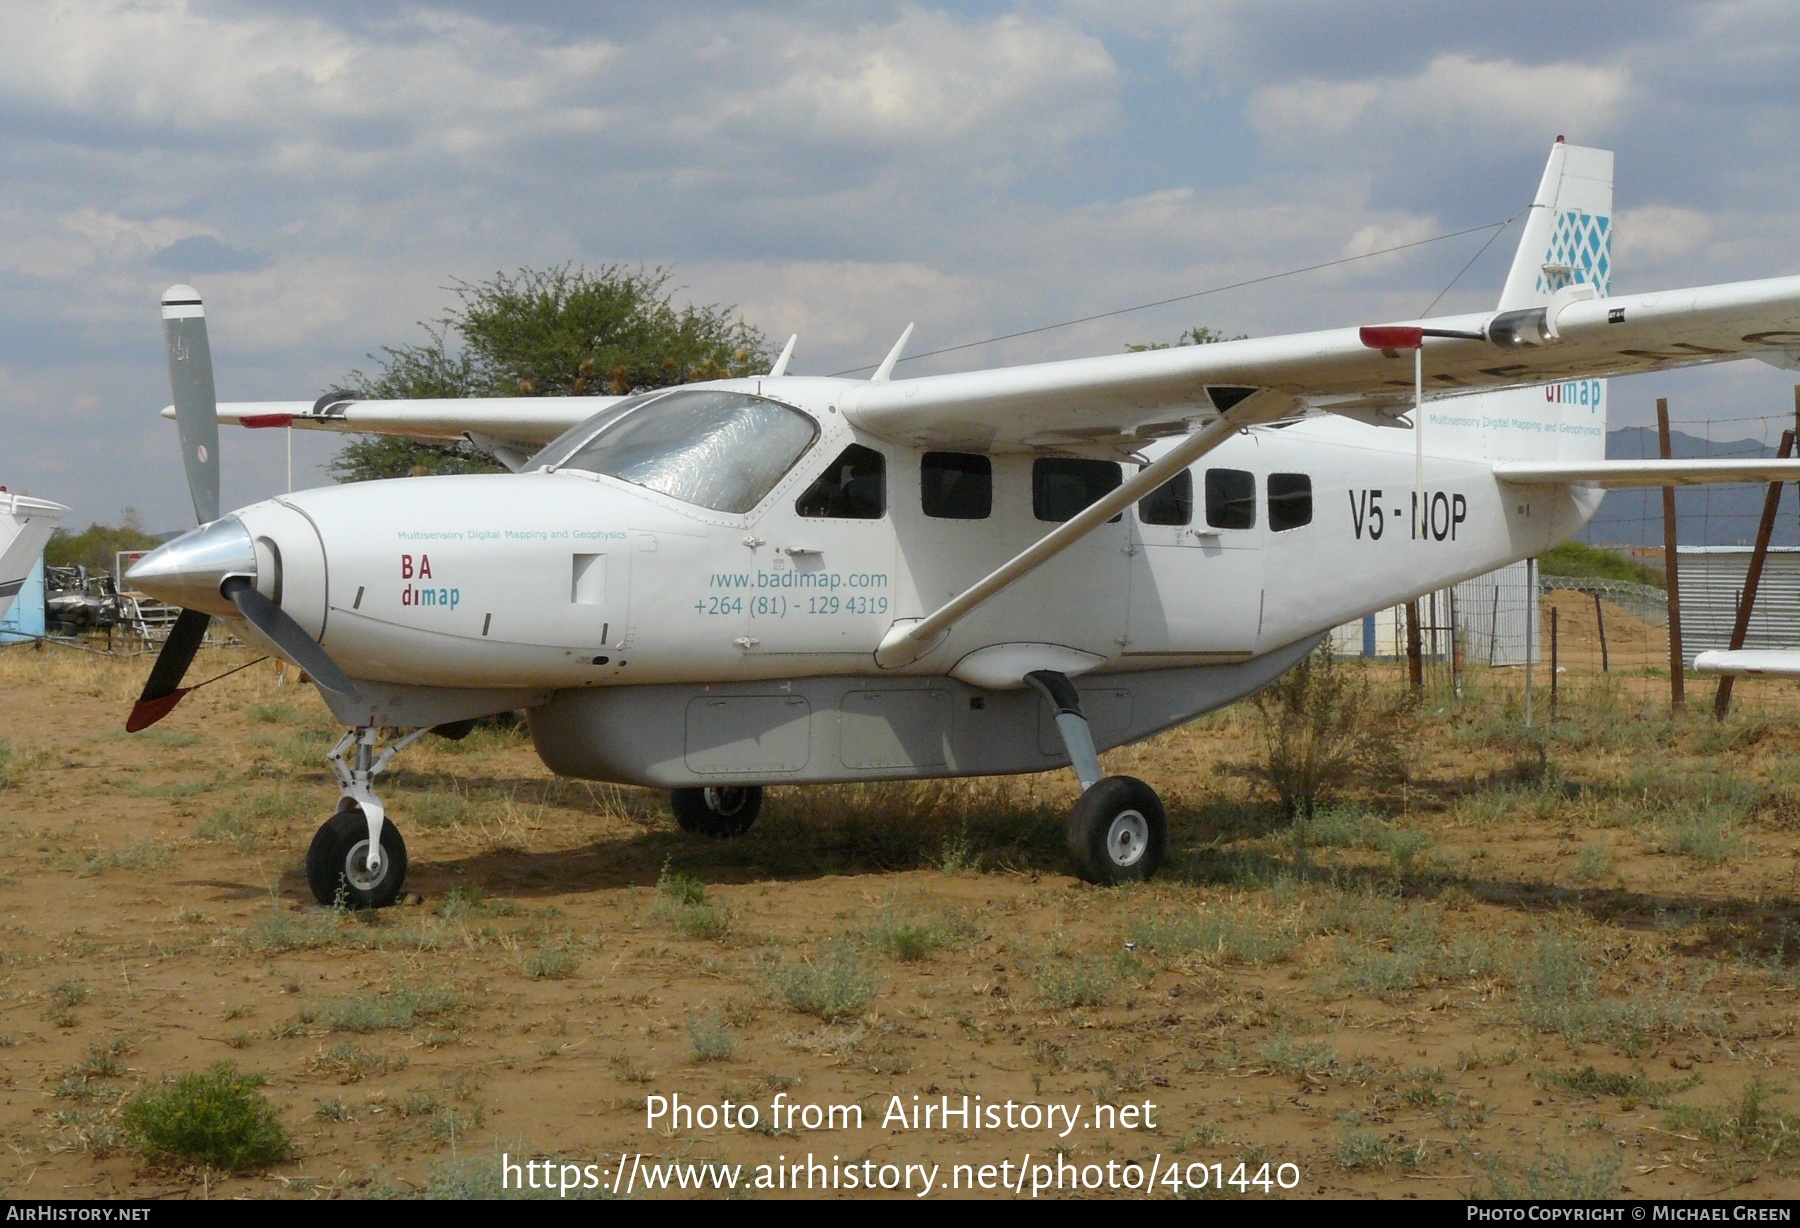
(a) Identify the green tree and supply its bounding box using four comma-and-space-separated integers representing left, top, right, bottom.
44, 508, 163, 575
330, 264, 772, 482
1126, 326, 1246, 353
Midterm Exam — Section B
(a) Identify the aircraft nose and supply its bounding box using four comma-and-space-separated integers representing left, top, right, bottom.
125, 516, 257, 617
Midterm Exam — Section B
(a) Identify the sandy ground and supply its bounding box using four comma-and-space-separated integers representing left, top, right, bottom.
1, 640, 1799, 1200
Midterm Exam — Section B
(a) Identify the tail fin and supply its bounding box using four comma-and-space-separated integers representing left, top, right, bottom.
1437, 141, 1613, 466
1496, 140, 1613, 310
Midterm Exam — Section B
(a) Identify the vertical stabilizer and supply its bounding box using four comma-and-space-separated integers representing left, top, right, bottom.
1496, 141, 1613, 310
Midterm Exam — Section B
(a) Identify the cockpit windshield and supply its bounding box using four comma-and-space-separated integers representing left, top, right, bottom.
526, 390, 819, 514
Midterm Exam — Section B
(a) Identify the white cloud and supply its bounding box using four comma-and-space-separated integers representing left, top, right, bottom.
1250, 53, 1630, 156
2, 2, 1799, 528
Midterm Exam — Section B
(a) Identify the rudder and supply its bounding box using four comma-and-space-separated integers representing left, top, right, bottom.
1497, 140, 1613, 310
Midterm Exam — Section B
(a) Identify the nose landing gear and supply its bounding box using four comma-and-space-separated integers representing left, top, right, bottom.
1025, 669, 1168, 885
305, 725, 429, 907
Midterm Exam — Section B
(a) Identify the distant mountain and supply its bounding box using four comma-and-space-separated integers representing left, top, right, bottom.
1579, 427, 1799, 549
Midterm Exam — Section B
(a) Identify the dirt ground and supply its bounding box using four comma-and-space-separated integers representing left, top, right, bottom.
2, 638, 1800, 1200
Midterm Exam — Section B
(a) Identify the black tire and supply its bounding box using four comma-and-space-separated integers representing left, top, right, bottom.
1065, 776, 1166, 885
306, 806, 408, 908
670, 786, 762, 838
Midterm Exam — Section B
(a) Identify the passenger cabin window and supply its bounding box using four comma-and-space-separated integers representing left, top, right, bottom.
1268, 473, 1313, 531
796, 444, 886, 518
1137, 468, 1192, 526
921, 452, 992, 519
1033, 458, 1122, 523
1204, 468, 1256, 530
528, 389, 818, 515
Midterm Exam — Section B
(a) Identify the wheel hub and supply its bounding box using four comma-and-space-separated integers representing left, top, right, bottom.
343, 839, 386, 891
1106, 809, 1149, 867
704, 787, 748, 817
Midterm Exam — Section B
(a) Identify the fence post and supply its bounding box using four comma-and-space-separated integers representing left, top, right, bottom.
1449, 586, 1463, 699
1524, 558, 1536, 727
1593, 592, 1609, 673
1713, 427, 1795, 720
1658, 398, 1685, 711
1550, 605, 1559, 719
1405, 599, 1424, 692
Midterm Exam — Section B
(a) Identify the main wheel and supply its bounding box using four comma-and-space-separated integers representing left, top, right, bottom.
670, 786, 762, 838
306, 806, 408, 908
1065, 776, 1166, 885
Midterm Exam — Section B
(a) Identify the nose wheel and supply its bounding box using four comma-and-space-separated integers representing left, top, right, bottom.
671, 786, 762, 838
307, 805, 408, 908
304, 725, 430, 907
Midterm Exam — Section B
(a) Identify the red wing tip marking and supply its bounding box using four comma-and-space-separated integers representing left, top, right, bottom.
240, 413, 295, 429
1359, 326, 1424, 350
126, 690, 189, 733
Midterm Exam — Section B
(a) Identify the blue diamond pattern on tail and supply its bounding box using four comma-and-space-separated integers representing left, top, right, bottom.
1534, 210, 1611, 297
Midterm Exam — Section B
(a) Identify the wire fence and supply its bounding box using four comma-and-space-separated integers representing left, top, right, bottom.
1340, 562, 1800, 717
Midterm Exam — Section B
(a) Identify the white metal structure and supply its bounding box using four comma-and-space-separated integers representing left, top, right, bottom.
124, 142, 1800, 903
0, 492, 68, 624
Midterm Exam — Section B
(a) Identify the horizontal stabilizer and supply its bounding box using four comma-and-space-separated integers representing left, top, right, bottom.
1493, 459, 1800, 488
1694, 650, 1800, 678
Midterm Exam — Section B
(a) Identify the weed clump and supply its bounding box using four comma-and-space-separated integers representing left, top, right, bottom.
78, 841, 173, 877
860, 906, 974, 962
1334, 1121, 1422, 1171
122, 1062, 292, 1171
0, 738, 45, 790
1034, 952, 1132, 1008
1540, 1066, 1697, 1109
1250, 646, 1406, 821
1473, 1147, 1623, 1199
309, 1043, 407, 1083
651, 864, 731, 939
1515, 928, 1704, 1047
522, 938, 584, 980
766, 943, 878, 1021
1666, 1078, 1797, 1169
296, 986, 457, 1033
1129, 910, 1298, 967
1659, 808, 1742, 864
688, 1010, 738, 1061
243, 901, 346, 952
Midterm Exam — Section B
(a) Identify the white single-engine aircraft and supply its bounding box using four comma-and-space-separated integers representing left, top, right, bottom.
126, 141, 1800, 905
0, 491, 67, 625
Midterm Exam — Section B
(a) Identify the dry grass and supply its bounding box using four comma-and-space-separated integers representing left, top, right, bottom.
2, 645, 1800, 1198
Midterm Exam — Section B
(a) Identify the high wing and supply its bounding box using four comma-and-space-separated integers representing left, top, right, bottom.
838, 274, 1800, 451
1496, 459, 1800, 488
201, 272, 1800, 455
168, 394, 614, 446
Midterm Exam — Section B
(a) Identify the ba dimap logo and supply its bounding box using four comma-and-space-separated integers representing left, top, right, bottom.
400, 553, 461, 610
1545, 379, 1603, 410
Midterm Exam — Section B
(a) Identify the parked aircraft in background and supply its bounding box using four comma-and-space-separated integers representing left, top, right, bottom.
125, 141, 1800, 905
0, 491, 67, 625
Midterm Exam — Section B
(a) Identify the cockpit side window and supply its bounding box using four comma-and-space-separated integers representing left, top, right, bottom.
796, 444, 886, 518
528, 390, 818, 514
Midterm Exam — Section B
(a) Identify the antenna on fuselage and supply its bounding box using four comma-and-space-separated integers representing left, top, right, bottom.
768, 334, 797, 378
870, 323, 914, 382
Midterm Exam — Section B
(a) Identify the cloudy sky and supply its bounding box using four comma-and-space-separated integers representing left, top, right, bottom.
4, 0, 1799, 530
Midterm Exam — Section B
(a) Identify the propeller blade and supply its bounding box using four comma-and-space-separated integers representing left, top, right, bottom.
126, 607, 211, 732
224, 579, 358, 698
162, 285, 221, 525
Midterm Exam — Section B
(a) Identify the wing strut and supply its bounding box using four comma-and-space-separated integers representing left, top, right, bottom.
874, 388, 1301, 668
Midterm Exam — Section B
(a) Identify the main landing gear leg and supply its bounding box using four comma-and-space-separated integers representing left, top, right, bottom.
305, 725, 429, 908
1024, 670, 1166, 886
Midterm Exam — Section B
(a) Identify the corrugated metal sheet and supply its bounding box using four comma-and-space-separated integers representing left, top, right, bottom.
1675, 547, 1800, 667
